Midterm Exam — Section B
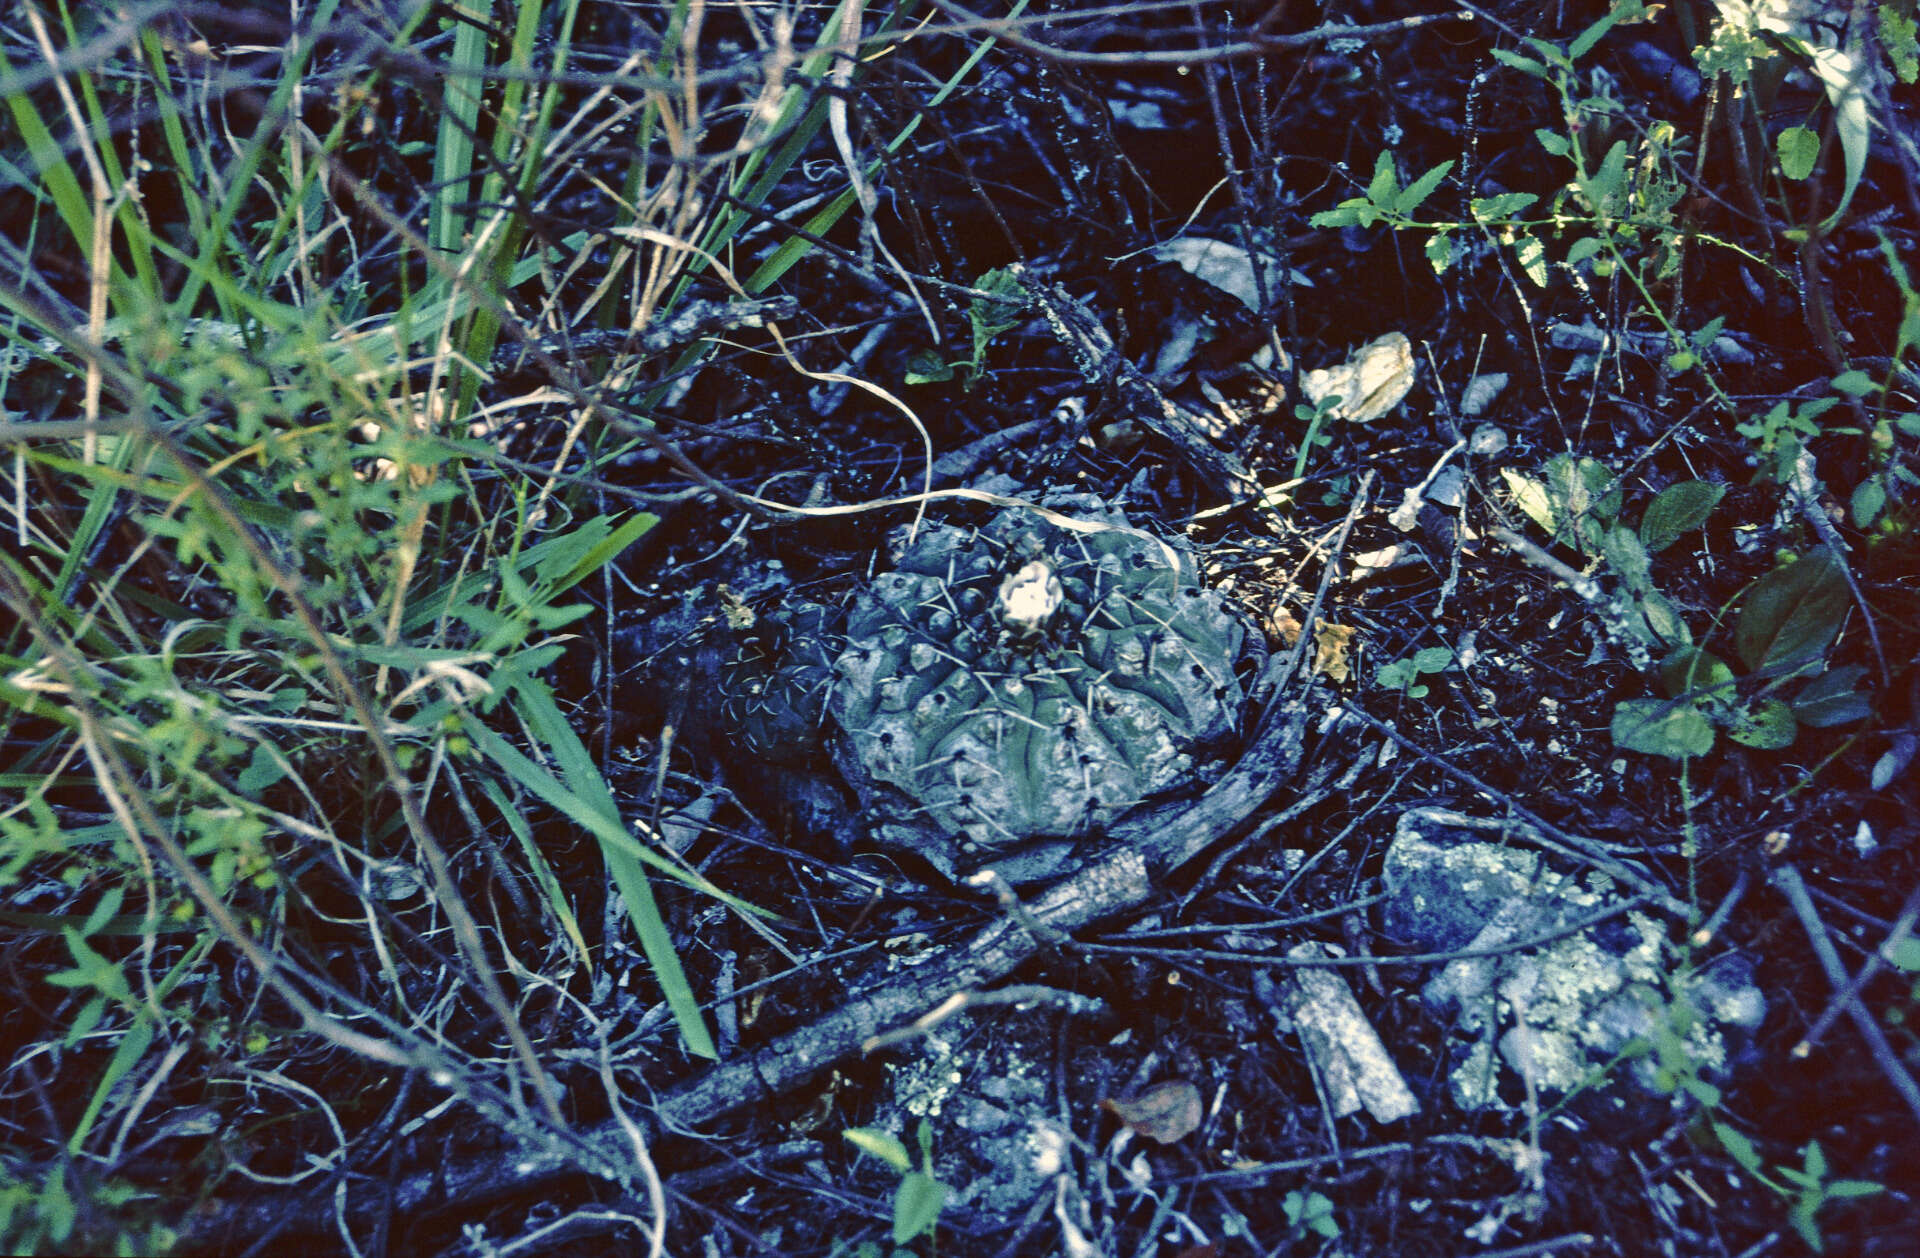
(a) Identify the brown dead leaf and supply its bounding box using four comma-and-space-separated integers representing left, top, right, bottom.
1313, 622, 1356, 682
1269, 607, 1303, 646
716, 584, 755, 631
1101, 1079, 1203, 1144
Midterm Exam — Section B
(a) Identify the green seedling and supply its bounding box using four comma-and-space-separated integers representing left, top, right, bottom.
844, 1122, 949, 1250
1613, 547, 1871, 759
1376, 646, 1454, 698
1711, 1127, 1884, 1254
1506, 458, 1723, 658
905, 267, 1027, 390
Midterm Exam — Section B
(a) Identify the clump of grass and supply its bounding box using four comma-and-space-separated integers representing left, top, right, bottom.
0, 0, 973, 1246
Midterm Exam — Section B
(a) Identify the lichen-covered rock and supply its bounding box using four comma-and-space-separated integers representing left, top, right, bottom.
826, 497, 1245, 871
1382, 807, 1766, 1110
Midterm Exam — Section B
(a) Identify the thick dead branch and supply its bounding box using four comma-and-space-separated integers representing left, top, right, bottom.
180, 668, 1318, 1252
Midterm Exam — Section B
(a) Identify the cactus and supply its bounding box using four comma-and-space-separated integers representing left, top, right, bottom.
826, 498, 1245, 863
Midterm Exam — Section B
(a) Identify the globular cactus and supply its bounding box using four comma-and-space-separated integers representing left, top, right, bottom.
722, 600, 841, 767
826, 498, 1245, 864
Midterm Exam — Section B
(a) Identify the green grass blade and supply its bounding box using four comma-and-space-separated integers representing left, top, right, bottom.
464, 689, 735, 1060
482, 777, 591, 965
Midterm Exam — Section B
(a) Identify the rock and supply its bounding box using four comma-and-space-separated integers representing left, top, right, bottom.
1381, 807, 1765, 1110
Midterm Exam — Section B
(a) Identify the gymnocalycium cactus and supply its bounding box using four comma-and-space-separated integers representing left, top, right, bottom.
828, 497, 1245, 871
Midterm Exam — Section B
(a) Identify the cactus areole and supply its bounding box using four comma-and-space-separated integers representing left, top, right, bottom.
825, 498, 1247, 876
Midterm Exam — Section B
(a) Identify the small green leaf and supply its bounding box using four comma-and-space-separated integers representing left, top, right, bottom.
1662, 647, 1735, 700
1517, 235, 1548, 287
1886, 938, 1920, 971
1777, 126, 1820, 181
894, 1167, 948, 1252
1470, 192, 1538, 221
1789, 1200, 1823, 1252
1310, 200, 1370, 229
1411, 646, 1454, 673
1636, 590, 1691, 646
1882, 5, 1919, 82
1603, 524, 1652, 591
1425, 230, 1455, 274
1565, 236, 1606, 267
845, 1128, 913, 1173
1640, 480, 1726, 552
1502, 468, 1557, 534
1578, 140, 1630, 213
904, 348, 954, 384
1729, 698, 1797, 749
1713, 1122, 1764, 1175
1830, 369, 1877, 396
1535, 128, 1571, 157
1490, 48, 1550, 78
1792, 665, 1872, 727
1367, 151, 1400, 207
892, 1170, 948, 1243
1824, 1178, 1885, 1199
1568, 7, 1623, 61
1735, 548, 1849, 672
81, 886, 126, 937
1395, 160, 1453, 217
1613, 698, 1715, 758
1851, 478, 1886, 528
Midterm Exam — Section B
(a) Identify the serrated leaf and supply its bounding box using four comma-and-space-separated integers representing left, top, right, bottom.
1367, 150, 1399, 207
1426, 230, 1454, 274
1735, 548, 1848, 672
1603, 524, 1652, 590
1883, 5, 1919, 82
1470, 192, 1538, 221
1566, 236, 1605, 266
1777, 126, 1820, 181
1491, 48, 1550, 78
1517, 235, 1548, 287
845, 1128, 913, 1172
1640, 480, 1726, 552
1310, 198, 1376, 229
1729, 698, 1797, 749
1396, 160, 1453, 217
1613, 698, 1715, 758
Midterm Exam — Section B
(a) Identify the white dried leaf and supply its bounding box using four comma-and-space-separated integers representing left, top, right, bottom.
1149, 236, 1308, 311
1302, 332, 1416, 423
